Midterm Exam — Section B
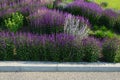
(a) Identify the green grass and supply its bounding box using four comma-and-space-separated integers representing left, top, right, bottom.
62, 0, 73, 3
94, 0, 120, 10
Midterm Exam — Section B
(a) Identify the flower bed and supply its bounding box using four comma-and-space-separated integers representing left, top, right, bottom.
0, 0, 120, 62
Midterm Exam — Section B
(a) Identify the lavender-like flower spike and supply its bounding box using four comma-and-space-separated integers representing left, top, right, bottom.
0, 0, 53, 17
0, 31, 75, 48
28, 8, 66, 28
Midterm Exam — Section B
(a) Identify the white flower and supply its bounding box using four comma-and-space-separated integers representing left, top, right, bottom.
64, 14, 89, 39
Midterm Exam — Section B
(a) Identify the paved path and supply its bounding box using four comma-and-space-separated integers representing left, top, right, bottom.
0, 72, 119, 80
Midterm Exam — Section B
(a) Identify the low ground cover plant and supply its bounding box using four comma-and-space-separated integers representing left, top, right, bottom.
0, 0, 120, 62
4, 12, 24, 32
89, 26, 115, 39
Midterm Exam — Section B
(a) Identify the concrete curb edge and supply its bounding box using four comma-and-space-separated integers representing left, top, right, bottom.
0, 61, 120, 72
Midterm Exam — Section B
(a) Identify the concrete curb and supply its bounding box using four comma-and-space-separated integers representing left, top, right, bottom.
0, 61, 120, 72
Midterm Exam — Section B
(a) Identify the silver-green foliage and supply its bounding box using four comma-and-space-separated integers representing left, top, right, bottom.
64, 14, 89, 39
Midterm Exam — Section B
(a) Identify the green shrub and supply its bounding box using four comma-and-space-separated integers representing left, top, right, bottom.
4, 12, 24, 32
92, 25, 100, 30
16, 45, 41, 61
0, 32, 101, 62
46, 3, 54, 9
98, 15, 115, 29
85, 0, 93, 2
98, 9, 118, 29
105, 31, 115, 38
100, 26, 108, 31
76, 37, 101, 62
15, 37, 55, 61
90, 26, 115, 39
16, 42, 83, 62
114, 16, 120, 33
0, 43, 15, 61
93, 25, 107, 31
55, 44, 84, 62
95, 30, 114, 38
72, 46, 84, 62
94, 30, 106, 38
89, 30, 115, 39
100, 2, 108, 8
55, 3, 67, 10
115, 52, 120, 62
4, 44, 15, 60
15, 39, 84, 62
102, 38, 120, 62
0, 44, 5, 60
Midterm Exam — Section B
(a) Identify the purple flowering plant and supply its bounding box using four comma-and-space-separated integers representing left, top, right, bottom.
64, 0, 103, 25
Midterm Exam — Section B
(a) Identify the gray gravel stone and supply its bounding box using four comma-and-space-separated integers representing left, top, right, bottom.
0, 72, 119, 80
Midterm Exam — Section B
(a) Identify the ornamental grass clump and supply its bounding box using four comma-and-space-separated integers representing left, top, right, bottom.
28, 8, 66, 34
64, 14, 90, 39
64, 0, 103, 25
102, 38, 120, 62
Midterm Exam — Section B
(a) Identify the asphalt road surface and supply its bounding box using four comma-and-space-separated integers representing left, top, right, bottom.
0, 72, 119, 80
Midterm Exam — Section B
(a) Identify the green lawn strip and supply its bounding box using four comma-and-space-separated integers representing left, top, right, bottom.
94, 0, 120, 10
